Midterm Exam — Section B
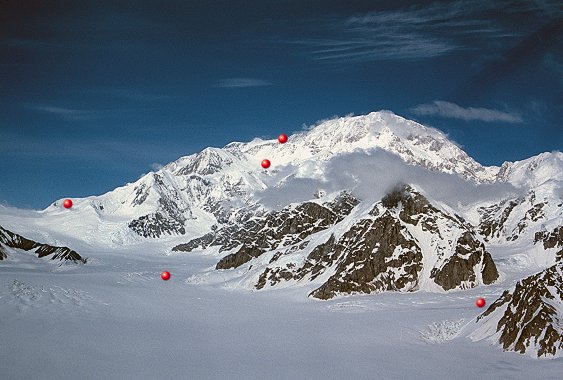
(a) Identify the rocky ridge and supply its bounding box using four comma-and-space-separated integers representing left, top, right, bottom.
41, 111, 532, 240
173, 192, 360, 270
472, 263, 563, 357
182, 185, 499, 299
0, 225, 86, 264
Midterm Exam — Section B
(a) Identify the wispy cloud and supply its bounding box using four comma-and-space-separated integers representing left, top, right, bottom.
29, 104, 156, 122
151, 163, 164, 171
32, 106, 102, 121
212, 78, 272, 88
91, 88, 173, 102
411, 101, 523, 123
291, 1, 553, 63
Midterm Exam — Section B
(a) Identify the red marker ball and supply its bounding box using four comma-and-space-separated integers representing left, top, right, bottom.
278, 134, 288, 144
63, 199, 73, 209
161, 271, 171, 281
476, 297, 486, 308
261, 159, 271, 169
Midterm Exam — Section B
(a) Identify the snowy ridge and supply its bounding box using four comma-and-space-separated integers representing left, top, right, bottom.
0, 225, 86, 264
1, 109, 562, 362
3, 110, 558, 247
468, 263, 563, 358
183, 185, 499, 299
229, 111, 498, 182
496, 151, 563, 188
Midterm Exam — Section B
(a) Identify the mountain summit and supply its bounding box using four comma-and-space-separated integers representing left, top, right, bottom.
0, 110, 561, 358
20, 111, 556, 245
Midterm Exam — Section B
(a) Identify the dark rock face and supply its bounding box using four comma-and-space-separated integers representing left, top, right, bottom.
0, 226, 86, 264
216, 246, 264, 270
478, 198, 524, 241
324, 192, 361, 220
128, 173, 192, 238
173, 207, 271, 253
129, 212, 186, 238
296, 235, 338, 282
212, 201, 338, 270
477, 190, 554, 243
477, 263, 563, 357
309, 215, 423, 300
256, 185, 498, 299
173, 192, 360, 271
535, 226, 563, 263
431, 232, 498, 290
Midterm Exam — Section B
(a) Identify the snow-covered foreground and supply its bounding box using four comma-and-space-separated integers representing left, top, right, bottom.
1, 246, 561, 380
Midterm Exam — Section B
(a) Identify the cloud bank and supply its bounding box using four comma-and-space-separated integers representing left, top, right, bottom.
292, 1, 529, 63
151, 163, 164, 171
411, 101, 523, 123
255, 149, 521, 210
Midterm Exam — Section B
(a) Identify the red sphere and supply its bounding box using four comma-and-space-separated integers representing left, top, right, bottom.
476, 297, 486, 308
261, 159, 271, 169
63, 199, 73, 209
278, 133, 288, 144
161, 271, 171, 281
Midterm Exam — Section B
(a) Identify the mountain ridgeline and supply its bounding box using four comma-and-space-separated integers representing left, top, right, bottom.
0, 226, 86, 264
7, 110, 561, 357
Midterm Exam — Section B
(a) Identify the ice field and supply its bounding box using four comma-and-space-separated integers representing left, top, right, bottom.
1, 242, 561, 380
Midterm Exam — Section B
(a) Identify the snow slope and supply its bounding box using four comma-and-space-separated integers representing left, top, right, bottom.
0, 110, 562, 374
1, 244, 562, 379
2, 111, 558, 249
0, 111, 513, 243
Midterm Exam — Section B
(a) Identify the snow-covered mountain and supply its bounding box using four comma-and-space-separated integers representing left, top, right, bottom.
477, 152, 562, 244
1, 110, 561, 358
495, 151, 563, 188
176, 185, 498, 299
0, 110, 559, 264
9, 110, 557, 246
470, 262, 563, 358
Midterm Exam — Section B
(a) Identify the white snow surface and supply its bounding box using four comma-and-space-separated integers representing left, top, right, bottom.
1, 110, 562, 378
3, 110, 557, 247
1, 244, 562, 380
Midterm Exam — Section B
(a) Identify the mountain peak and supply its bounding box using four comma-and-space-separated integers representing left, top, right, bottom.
15, 110, 560, 247
496, 151, 563, 188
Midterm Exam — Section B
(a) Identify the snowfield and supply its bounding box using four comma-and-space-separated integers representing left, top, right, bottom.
1, 244, 561, 380
1, 111, 561, 379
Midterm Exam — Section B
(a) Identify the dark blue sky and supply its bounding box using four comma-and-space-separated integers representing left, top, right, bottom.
1, 0, 562, 209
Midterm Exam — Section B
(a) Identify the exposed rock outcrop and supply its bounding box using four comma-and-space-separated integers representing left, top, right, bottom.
474, 263, 563, 357
534, 226, 563, 263
127, 172, 192, 238
254, 185, 498, 299
478, 190, 559, 243
172, 192, 360, 271
0, 225, 86, 264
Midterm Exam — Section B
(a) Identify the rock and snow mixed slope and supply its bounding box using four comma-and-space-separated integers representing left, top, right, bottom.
9, 111, 512, 241
0, 225, 86, 264
477, 152, 562, 244
470, 262, 563, 358
0, 110, 561, 358
185, 185, 499, 299
172, 192, 359, 269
